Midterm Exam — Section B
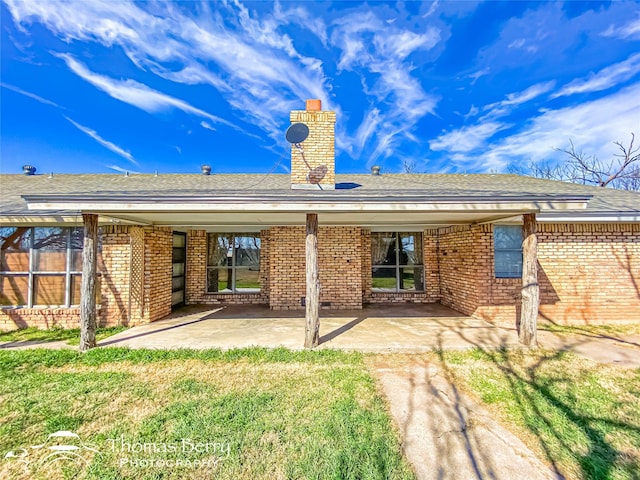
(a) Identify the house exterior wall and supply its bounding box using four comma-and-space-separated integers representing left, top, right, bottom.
268, 226, 362, 309
142, 227, 172, 322
0, 307, 82, 330
361, 230, 372, 301
185, 230, 207, 304
100, 225, 133, 325
438, 225, 485, 315
259, 229, 270, 302
2, 221, 638, 330
475, 223, 640, 324
0, 225, 172, 330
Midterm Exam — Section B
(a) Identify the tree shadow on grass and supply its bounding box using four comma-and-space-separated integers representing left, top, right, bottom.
434, 340, 640, 480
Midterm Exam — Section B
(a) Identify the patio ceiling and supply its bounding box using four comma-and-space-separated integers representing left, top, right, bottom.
21, 194, 590, 228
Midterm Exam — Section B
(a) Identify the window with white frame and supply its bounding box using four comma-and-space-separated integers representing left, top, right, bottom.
494, 225, 523, 278
371, 232, 424, 292
206, 233, 261, 293
0, 226, 101, 307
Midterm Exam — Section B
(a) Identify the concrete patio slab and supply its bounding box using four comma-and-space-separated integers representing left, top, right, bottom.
98, 304, 524, 352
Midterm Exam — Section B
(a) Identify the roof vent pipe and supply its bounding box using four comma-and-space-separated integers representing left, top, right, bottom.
201, 165, 211, 175
22, 165, 36, 176
371, 165, 381, 175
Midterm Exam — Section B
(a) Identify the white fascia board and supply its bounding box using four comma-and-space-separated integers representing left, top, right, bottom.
0, 214, 149, 226
25, 200, 586, 213
537, 213, 640, 222
0, 215, 82, 224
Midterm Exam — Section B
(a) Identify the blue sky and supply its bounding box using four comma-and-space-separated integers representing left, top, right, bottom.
1, 1, 639, 176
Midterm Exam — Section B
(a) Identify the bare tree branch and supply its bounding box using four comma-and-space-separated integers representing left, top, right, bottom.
401, 159, 418, 174
513, 133, 639, 191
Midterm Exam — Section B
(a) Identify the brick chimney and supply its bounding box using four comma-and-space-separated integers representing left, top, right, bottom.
289, 99, 336, 190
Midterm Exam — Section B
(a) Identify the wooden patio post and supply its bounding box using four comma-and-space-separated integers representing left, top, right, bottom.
79, 213, 98, 352
305, 213, 320, 348
519, 213, 539, 347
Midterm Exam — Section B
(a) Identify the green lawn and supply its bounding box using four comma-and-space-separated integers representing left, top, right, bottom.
0, 326, 127, 346
539, 322, 640, 337
438, 348, 640, 480
0, 348, 415, 480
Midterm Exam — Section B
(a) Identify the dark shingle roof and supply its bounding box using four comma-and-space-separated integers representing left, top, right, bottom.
1, 173, 639, 217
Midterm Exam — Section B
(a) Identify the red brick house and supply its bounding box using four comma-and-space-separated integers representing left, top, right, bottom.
1, 100, 639, 330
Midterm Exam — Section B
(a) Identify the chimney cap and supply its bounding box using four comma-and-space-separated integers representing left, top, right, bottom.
306, 99, 322, 111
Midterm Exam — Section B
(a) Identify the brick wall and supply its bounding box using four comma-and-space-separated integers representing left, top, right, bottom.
0, 225, 174, 330
259, 229, 270, 302
142, 227, 172, 322
289, 109, 336, 187
319, 226, 361, 309
3, 221, 638, 331
475, 223, 640, 324
185, 230, 268, 306
100, 225, 172, 325
438, 225, 484, 315
186, 230, 207, 304
269, 226, 362, 309
0, 225, 135, 330
361, 230, 372, 300
424, 230, 441, 301
99, 225, 132, 326
0, 308, 82, 330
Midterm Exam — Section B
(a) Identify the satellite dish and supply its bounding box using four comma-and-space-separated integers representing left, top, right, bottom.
285, 123, 309, 144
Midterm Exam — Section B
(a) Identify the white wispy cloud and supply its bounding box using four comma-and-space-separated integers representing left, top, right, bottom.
55, 53, 235, 130
373, 30, 439, 60
506, 37, 538, 54
273, 2, 328, 46
462, 83, 640, 172
491, 81, 556, 109
105, 164, 141, 174
64, 115, 139, 166
6, 0, 447, 168
477, 80, 556, 121
200, 121, 216, 132
508, 38, 525, 49
551, 53, 640, 98
330, 11, 441, 164
467, 68, 490, 85
6, 0, 329, 148
0, 82, 59, 107
463, 105, 479, 120
432, 80, 555, 155
430, 122, 511, 153
602, 16, 640, 40
422, 1, 440, 19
